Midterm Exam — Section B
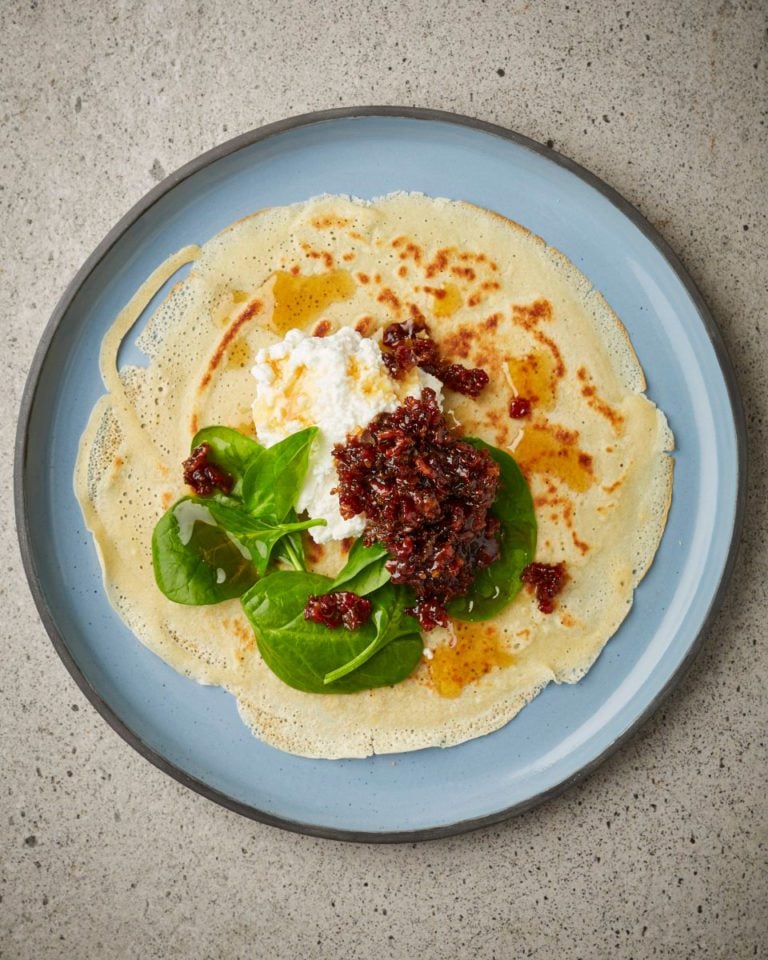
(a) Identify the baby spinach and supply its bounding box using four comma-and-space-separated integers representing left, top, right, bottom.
205, 499, 325, 576
242, 426, 318, 520
190, 425, 263, 497
241, 572, 422, 694
329, 539, 391, 596
154, 422, 538, 696
152, 497, 260, 605
154, 425, 324, 606
448, 438, 537, 622
322, 582, 418, 685
271, 519, 307, 572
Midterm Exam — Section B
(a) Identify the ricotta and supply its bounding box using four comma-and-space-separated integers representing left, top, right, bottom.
251, 327, 442, 543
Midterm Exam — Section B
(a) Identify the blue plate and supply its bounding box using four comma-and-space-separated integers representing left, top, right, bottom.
15, 108, 745, 841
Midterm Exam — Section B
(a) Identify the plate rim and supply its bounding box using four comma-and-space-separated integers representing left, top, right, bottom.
14, 105, 747, 843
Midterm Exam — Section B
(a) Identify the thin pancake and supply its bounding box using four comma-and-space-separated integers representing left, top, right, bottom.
74, 194, 673, 758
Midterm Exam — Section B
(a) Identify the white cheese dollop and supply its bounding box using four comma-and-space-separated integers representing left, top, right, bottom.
251, 327, 442, 543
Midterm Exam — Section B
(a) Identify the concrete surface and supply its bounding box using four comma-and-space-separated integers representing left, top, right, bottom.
2, 1, 766, 957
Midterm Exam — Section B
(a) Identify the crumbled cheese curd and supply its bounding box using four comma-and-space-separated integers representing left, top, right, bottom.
251, 327, 442, 543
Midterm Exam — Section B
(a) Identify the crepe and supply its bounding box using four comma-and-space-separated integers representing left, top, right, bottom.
74, 193, 673, 758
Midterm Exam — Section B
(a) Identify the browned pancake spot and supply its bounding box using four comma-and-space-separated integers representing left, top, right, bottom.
425, 248, 450, 278
441, 326, 476, 359
300, 242, 335, 270
451, 265, 476, 281
311, 215, 351, 229
512, 298, 553, 327
198, 299, 263, 390
377, 288, 401, 312
355, 315, 375, 336
312, 319, 332, 338
303, 535, 325, 566
577, 366, 625, 432
392, 236, 423, 264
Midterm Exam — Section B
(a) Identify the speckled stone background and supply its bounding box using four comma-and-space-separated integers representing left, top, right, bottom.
2, 1, 766, 957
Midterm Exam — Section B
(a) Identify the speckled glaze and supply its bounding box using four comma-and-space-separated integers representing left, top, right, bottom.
4, 2, 766, 957
15, 108, 744, 838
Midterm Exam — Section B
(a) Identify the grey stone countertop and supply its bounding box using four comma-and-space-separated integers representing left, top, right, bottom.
2, 1, 765, 958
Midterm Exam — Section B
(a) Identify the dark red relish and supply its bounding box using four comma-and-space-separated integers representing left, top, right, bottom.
381, 320, 489, 398
182, 443, 234, 496
333, 389, 501, 630
509, 396, 532, 419
521, 562, 567, 614
304, 591, 373, 630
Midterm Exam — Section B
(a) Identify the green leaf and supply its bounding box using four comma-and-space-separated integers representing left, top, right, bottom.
241, 572, 422, 694
206, 500, 325, 576
329, 539, 391, 596
272, 526, 307, 572
242, 427, 318, 520
322, 582, 417, 684
190, 426, 263, 497
448, 438, 537, 621
152, 497, 259, 605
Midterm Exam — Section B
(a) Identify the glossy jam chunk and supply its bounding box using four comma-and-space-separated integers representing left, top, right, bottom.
521, 562, 567, 613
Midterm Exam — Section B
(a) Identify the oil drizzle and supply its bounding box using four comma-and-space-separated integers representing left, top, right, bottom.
271, 269, 356, 334
507, 350, 559, 411
427, 282, 463, 318
514, 422, 594, 492
430, 623, 514, 698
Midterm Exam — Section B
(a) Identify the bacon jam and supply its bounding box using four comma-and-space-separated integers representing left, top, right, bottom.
508, 396, 532, 419
381, 320, 489, 397
182, 443, 234, 496
304, 591, 373, 630
521, 562, 567, 614
333, 388, 501, 630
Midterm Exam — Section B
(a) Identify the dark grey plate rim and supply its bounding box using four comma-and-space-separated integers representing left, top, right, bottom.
14, 105, 747, 844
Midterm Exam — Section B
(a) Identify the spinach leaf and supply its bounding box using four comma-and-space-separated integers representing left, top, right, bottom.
241, 572, 422, 694
206, 500, 325, 576
273, 532, 306, 571
322, 582, 418, 684
152, 497, 259, 605
448, 438, 537, 622
271, 511, 307, 572
329, 539, 391, 596
242, 427, 318, 520
190, 426, 263, 497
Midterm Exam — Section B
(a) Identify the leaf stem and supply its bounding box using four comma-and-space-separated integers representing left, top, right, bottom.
282, 534, 305, 572
323, 637, 380, 685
